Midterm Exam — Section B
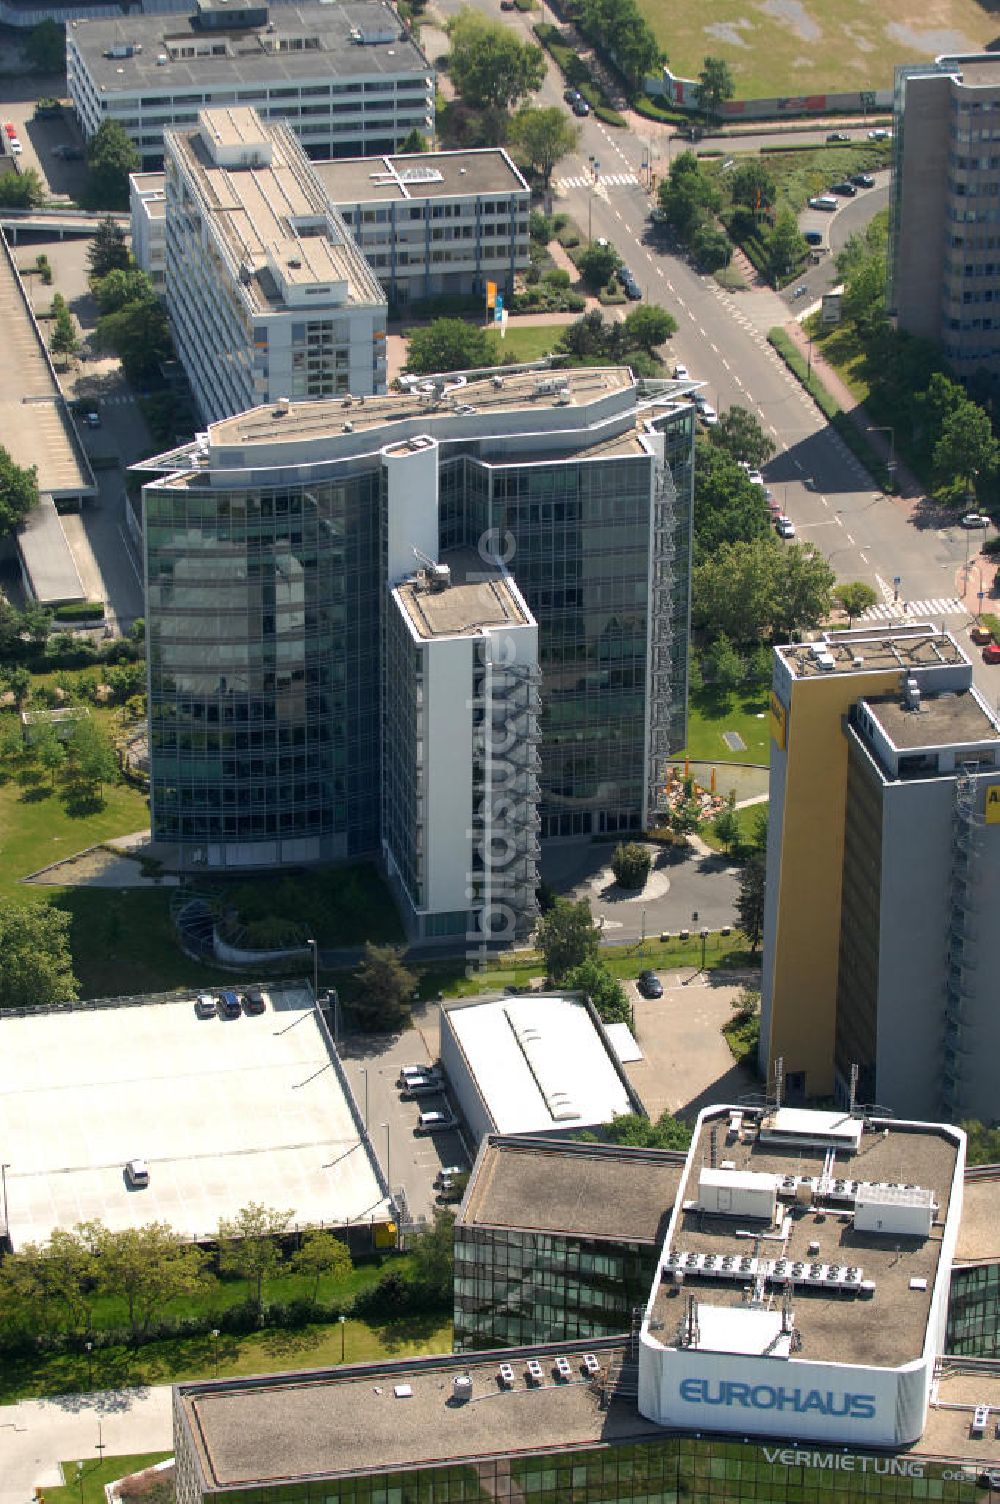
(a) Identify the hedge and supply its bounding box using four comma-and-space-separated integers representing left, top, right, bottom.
53, 600, 106, 622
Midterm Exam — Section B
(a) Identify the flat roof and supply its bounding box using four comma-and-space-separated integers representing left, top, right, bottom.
16, 493, 85, 605
863, 689, 1000, 749
178, 1342, 659, 1486
168, 112, 384, 313
204, 367, 634, 449
0, 984, 388, 1246
778, 628, 966, 680
68, 2, 431, 91
955, 1173, 1000, 1264
313, 148, 528, 205
650, 1108, 961, 1370
0, 238, 93, 499
444, 994, 634, 1135
395, 548, 529, 640
460, 1136, 684, 1243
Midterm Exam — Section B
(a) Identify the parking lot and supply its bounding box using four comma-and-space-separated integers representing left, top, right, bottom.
0, 985, 390, 1247
621, 970, 759, 1121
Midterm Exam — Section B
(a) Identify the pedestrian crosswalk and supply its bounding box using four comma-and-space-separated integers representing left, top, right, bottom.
555, 171, 638, 192
859, 597, 967, 622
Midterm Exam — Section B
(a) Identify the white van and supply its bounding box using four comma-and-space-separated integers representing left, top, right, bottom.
808, 195, 838, 212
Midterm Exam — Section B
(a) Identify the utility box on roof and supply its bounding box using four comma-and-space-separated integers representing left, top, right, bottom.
854, 1184, 936, 1238
698, 1168, 780, 1222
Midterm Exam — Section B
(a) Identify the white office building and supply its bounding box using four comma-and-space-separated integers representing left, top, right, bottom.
163, 107, 387, 422
639, 1103, 966, 1449
67, 0, 434, 168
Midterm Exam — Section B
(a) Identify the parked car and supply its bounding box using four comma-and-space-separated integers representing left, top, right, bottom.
971, 625, 994, 645
572, 97, 591, 117
435, 1164, 466, 1185
775, 515, 796, 538
984, 643, 1000, 664
563, 87, 580, 104
3, 122, 15, 139
673, 364, 690, 380
125, 1158, 150, 1187
241, 986, 266, 1014
831, 181, 857, 197
767, 497, 783, 517
500, 0, 515, 8
638, 969, 663, 998
804, 230, 824, 246
52, 143, 84, 160
960, 512, 990, 528
195, 993, 217, 1018
9, 139, 21, 155
697, 403, 718, 426
399, 1063, 441, 1087
85, 410, 101, 428
217, 989, 241, 1018
868, 127, 891, 140
401, 1076, 444, 1098
416, 1109, 457, 1135
808, 195, 838, 211
850, 172, 875, 188
826, 131, 850, 143
793, 284, 808, 298
745, 468, 765, 487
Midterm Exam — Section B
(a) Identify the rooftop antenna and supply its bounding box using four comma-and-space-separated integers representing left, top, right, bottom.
709, 1125, 719, 1168
781, 1279, 794, 1333
774, 1055, 784, 1112
849, 1062, 859, 1117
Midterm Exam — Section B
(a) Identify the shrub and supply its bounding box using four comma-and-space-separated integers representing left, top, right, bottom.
543, 267, 571, 289
611, 841, 652, 890
53, 600, 105, 622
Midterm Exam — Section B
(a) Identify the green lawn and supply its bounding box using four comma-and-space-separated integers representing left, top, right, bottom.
0, 770, 151, 900
490, 322, 574, 363
1, 1314, 454, 1405
682, 683, 771, 765
636, 0, 993, 97
47, 1454, 172, 1504
810, 319, 872, 405
707, 144, 892, 222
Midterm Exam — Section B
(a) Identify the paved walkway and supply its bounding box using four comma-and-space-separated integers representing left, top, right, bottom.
0, 1386, 174, 1504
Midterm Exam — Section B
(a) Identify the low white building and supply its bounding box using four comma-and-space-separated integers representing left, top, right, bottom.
163, 107, 387, 422
67, 0, 434, 168
440, 993, 643, 1144
639, 1103, 966, 1449
129, 172, 167, 292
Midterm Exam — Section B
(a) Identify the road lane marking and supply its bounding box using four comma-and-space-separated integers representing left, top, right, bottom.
846, 532, 855, 544
860, 552, 869, 564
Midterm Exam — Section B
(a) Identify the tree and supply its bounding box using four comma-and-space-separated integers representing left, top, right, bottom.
713, 791, 742, 855
576, 240, 620, 291
93, 1222, 208, 1344
66, 715, 117, 799
0, 901, 77, 1010
353, 943, 416, 1030
290, 1230, 352, 1303
509, 106, 580, 190
698, 56, 735, 122
691, 223, 731, 273
962, 1120, 1000, 1167
565, 957, 630, 1024
217, 1202, 294, 1317
405, 317, 497, 376
408, 1206, 455, 1303
842, 254, 886, 337
87, 216, 131, 281
446, 9, 545, 112
33, 721, 67, 787
537, 896, 600, 981
600, 1109, 692, 1149
92, 296, 172, 382
0, 1226, 95, 1337
49, 296, 80, 363
835, 581, 878, 627
773, 543, 836, 640
84, 120, 140, 210
693, 444, 770, 562
0, 168, 45, 209
622, 303, 676, 353
578, 0, 660, 88
767, 209, 807, 283
729, 159, 776, 216
933, 400, 1000, 501
657, 152, 719, 246
398, 128, 428, 153
709, 405, 776, 469
93, 266, 155, 315
0, 447, 40, 538
611, 841, 652, 890
737, 851, 766, 953
702, 631, 744, 697
25, 19, 65, 73
693, 537, 833, 644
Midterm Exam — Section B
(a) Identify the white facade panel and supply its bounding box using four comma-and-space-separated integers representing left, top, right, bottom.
383, 436, 439, 585
423, 635, 474, 915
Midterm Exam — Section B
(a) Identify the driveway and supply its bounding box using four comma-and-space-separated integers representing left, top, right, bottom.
541, 839, 739, 941
622, 970, 760, 1121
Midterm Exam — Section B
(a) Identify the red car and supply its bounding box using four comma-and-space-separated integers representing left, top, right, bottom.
983, 643, 1000, 664
4, 122, 16, 139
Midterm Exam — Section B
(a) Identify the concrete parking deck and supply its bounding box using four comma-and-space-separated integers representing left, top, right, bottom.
0, 985, 389, 1246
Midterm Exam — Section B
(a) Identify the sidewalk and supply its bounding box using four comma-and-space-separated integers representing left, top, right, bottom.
0, 1385, 174, 1504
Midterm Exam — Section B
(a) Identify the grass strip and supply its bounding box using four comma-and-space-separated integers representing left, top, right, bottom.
767, 326, 890, 486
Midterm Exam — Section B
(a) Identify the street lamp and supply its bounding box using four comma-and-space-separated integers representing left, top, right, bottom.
75, 1462, 85, 1504
866, 425, 896, 489
381, 1122, 391, 1206
306, 937, 319, 1002
211, 1327, 220, 1378
339, 1312, 347, 1363
700, 927, 710, 972
359, 1066, 369, 1131
85, 1339, 93, 1389
1, 1162, 9, 1248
